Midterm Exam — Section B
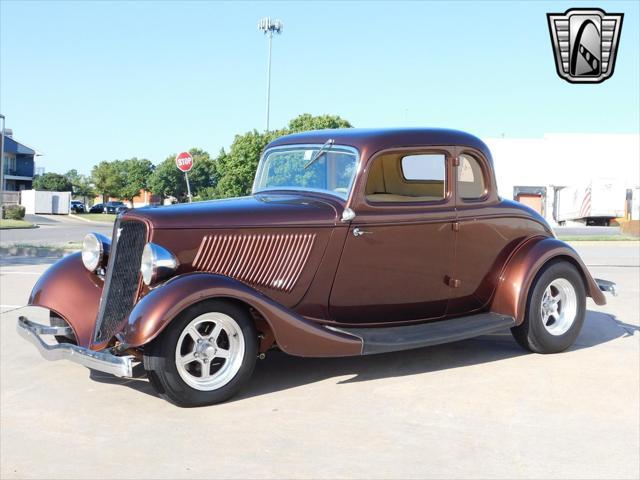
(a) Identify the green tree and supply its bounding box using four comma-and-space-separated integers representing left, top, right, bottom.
33, 172, 73, 192
148, 148, 216, 201
213, 113, 352, 199
214, 130, 280, 199
119, 158, 155, 206
65, 169, 95, 206
148, 157, 186, 200
286, 113, 352, 132
91, 161, 124, 203
184, 148, 218, 194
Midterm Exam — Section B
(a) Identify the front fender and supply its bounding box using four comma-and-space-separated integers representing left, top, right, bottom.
122, 273, 362, 357
490, 236, 605, 325
28, 252, 103, 348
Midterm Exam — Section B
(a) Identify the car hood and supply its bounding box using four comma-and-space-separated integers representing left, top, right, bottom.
124, 193, 343, 229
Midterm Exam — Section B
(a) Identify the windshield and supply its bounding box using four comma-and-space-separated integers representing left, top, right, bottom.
253, 145, 359, 199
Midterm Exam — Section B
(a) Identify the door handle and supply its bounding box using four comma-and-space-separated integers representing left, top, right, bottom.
353, 227, 372, 237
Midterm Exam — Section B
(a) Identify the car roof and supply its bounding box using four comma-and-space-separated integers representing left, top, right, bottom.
266, 128, 493, 162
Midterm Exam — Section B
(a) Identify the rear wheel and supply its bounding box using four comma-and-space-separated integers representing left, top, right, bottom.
511, 261, 586, 353
143, 300, 258, 407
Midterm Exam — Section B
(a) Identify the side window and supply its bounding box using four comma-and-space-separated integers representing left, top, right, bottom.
457, 154, 486, 199
401, 154, 445, 182
366, 152, 446, 203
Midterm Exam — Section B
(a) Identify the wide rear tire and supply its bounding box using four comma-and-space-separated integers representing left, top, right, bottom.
143, 300, 258, 407
511, 260, 586, 354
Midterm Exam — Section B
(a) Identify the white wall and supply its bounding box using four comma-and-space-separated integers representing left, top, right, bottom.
20, 190, 71, 214
485, 134, 640, 200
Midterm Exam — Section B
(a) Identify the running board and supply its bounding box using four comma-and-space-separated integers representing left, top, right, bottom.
327, 313, 515, 355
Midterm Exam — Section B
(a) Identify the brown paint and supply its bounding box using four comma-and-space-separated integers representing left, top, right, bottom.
28, 253, 103, 349
491, 236, 606, 324
121, 273, 362, 357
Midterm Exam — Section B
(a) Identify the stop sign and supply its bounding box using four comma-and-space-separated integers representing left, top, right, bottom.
175, 152, 193, 172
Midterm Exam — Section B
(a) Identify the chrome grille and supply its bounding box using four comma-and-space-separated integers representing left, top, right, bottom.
93, 219, 147, 344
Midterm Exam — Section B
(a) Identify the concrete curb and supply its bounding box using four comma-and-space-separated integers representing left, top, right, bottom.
0, 224, 38, 230
68, 214, 113, 225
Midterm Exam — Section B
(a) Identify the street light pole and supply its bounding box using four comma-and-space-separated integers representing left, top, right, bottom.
265, 29, 273, 132
258, 17, 283, 132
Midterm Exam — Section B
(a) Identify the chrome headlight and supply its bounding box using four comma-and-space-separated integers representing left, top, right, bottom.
140, 243, 179, 286
81, 233, 110, 272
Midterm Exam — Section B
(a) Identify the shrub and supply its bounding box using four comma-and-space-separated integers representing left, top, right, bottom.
3, 205, 26, 220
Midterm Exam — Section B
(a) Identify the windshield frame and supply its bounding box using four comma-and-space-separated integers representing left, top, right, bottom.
252, 143, 360, 200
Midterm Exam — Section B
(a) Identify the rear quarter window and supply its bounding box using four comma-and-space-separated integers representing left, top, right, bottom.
458, 154, 486, 199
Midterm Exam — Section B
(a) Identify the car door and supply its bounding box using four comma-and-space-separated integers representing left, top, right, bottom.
329, 148, 457, 324
447, 148, 525, 315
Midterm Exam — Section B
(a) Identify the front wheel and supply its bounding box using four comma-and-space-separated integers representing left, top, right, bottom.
143, 300, 258, 407
511, 260, 586, 354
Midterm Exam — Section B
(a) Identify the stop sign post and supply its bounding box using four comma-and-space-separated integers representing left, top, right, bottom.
175, 152, 194, 202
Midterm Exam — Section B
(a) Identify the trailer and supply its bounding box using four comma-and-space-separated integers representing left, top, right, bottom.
20, 190, 71, 215
555, 179, 626, 226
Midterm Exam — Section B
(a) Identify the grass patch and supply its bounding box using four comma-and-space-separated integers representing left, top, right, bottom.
0, 219, 35, 229
558, 235, 639, 241
72, 213, 117, 223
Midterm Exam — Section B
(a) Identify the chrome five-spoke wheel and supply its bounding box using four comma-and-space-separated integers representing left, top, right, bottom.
511, 261, 586, 354
143, 300, 258, 407
175, 313, 245, 391
540, 278, 577, 336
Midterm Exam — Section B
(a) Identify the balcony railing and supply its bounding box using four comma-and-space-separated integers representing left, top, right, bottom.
2, 165, 34, 177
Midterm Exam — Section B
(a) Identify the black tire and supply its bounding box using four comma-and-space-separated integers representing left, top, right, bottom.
511, 260, 586, 354
143, 299, 258, 407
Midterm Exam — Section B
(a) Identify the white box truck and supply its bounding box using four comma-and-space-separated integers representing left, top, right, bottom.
555, 178, 626, 226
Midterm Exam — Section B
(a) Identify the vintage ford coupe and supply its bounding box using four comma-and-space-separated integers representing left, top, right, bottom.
18, 128, 617, 406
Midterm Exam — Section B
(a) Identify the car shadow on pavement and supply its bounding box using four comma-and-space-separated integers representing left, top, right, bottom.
87, 310, 638, 403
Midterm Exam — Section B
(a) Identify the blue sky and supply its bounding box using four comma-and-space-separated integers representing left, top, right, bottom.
1, 0, 638, 175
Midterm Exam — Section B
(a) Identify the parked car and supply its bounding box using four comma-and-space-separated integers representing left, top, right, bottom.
89, 203, 104, 213
70, 200, 85, 213
105, 201, 127, 214
18, 128, 617, 407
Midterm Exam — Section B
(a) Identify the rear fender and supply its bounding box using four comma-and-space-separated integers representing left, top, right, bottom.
491, 236, 605, 325
122, 273, 362, 357
28, 252, 103, 348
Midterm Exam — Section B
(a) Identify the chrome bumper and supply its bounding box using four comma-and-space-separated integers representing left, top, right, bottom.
595, 278, 618, 297
17, 316, 133, 377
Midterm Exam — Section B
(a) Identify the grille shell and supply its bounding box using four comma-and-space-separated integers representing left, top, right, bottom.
93, 220, 147, 344
192, 233, 316, 293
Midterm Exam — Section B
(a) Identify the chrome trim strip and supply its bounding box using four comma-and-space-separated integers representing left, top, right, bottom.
17, 316, 133, 377
595, 278, 618, 297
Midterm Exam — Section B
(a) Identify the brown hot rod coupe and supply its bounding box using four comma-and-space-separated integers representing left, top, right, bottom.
18, 128, 617, 407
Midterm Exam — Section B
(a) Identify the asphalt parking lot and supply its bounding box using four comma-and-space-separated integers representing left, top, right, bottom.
1, 242, 638, 479
0, 215, 112, 246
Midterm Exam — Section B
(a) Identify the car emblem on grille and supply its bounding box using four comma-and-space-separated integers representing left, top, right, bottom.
116, 227, 123, 241
547, 8, 623, 84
